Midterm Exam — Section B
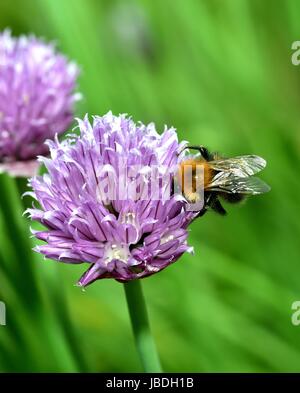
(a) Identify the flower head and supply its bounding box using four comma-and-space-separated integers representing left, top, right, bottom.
27, 112, 196, 286
0, 30, 80, 176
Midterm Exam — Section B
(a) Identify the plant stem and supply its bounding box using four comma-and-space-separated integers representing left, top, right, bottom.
16, 176, 31, 210
124, 279, 162, 373
0, 173, 39, 307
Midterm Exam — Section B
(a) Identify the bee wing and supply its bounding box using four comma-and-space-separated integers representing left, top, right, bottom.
208, 173, 270, 195
209, 155, 267, 177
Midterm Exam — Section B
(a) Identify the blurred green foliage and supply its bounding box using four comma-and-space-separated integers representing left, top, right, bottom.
0, 0, 300, 372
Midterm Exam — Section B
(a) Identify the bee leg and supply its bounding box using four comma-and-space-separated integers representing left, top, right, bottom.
198, 206, 208, 217
196, 191, 212, 217
203, 193, 227, 216
186, 145, 210, 161
193, 192, 227, 220
181, 145, 211, 160
210, 197, 227, 215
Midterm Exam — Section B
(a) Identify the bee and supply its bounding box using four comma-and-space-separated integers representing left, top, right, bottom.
177, 145, 270, 216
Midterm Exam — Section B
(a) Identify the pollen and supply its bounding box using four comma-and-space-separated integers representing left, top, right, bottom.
104, 243, 129, 264
160, 234, 174, 245
22, 93, 30, 104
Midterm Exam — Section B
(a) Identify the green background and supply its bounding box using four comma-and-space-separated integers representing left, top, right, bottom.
0, 0, 300, 372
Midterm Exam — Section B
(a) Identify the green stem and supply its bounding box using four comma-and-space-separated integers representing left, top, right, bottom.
16, 177, 31, 210
0, 173, 87, 371
0, 173, 39, 307
124, 279, 162, 373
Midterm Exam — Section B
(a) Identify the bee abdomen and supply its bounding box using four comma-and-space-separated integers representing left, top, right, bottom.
219, 192, 246, 204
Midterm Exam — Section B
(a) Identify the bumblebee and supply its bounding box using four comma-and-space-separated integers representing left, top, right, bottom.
177, 145, 270, 216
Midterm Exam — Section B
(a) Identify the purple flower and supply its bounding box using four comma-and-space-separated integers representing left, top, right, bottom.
0, 30, 80, 177
27, 112, 196, 286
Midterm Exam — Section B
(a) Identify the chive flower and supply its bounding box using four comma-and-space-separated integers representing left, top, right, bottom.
0, 30, 80, 177
27, 112, 196, 286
